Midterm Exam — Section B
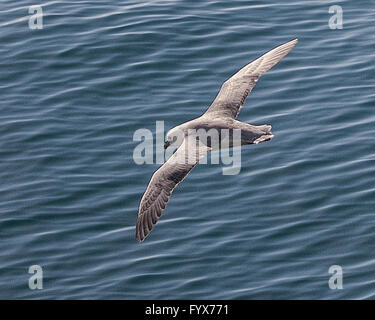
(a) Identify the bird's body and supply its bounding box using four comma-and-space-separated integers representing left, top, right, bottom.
169, 116, 273, 148
135, 39, 298, 242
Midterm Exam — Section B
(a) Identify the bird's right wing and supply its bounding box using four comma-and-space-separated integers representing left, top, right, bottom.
136, 136, 211, 242
205, 39, 298, 119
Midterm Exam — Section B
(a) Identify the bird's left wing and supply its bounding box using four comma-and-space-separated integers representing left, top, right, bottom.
205, 39, 298, 119
136, 135, 211, 242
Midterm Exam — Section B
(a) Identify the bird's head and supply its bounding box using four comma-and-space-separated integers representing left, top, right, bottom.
164, 126, 185, 150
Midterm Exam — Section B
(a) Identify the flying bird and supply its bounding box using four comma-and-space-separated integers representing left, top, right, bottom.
135, 39, 298, 242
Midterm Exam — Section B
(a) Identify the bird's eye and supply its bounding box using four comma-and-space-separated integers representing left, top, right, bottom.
172, 136, 177, 143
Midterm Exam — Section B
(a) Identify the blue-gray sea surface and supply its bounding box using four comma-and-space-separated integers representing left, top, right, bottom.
1, 0, 374, 299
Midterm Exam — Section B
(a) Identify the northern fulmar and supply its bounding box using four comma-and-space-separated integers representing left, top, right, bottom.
135, 39, 298, 242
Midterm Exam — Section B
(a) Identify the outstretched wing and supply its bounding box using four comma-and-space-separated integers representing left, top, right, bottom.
136, 136, 211, 242
205, 39, 298, 119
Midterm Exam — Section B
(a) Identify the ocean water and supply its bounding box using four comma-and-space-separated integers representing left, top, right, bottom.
1, 0, 374, 299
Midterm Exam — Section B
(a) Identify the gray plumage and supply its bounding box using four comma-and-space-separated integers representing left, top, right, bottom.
136, 39, 298, 242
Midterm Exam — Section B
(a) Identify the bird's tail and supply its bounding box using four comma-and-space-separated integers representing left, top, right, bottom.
253, 124, 274, 144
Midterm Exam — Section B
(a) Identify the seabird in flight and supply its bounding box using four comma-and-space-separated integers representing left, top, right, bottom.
135, 39, 298, 242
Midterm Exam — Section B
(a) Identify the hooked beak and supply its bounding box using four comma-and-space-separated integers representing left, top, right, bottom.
163, 141, 170, 150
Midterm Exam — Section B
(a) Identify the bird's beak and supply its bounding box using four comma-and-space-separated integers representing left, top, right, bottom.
163, 141, 170, 150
